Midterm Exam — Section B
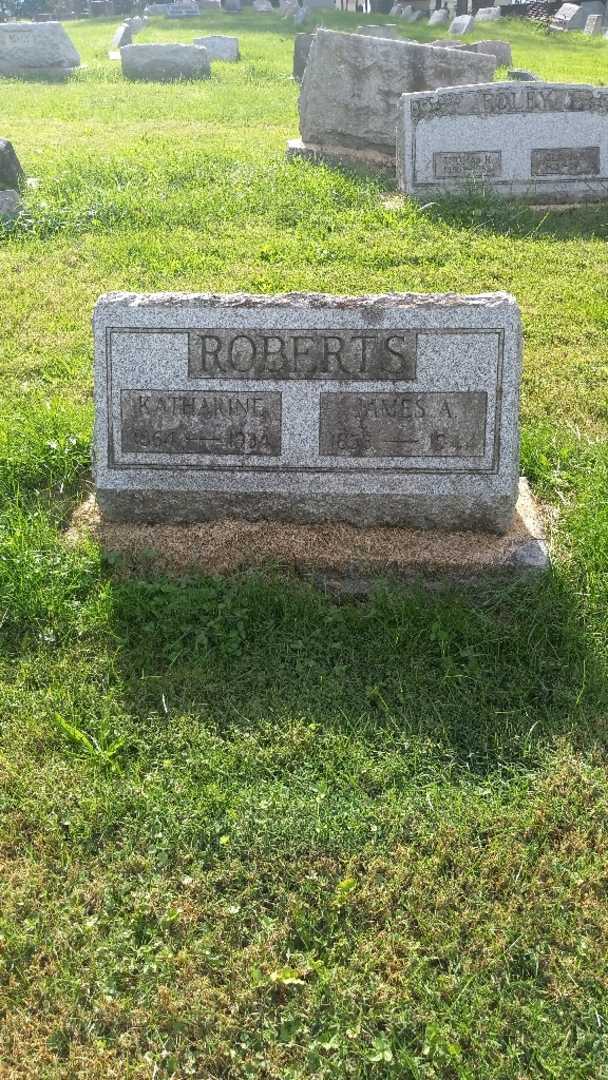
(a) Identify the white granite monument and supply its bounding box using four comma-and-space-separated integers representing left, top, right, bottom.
397, 82, 608, 203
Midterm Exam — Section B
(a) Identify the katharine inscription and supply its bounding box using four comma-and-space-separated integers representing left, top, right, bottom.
121, 390, 281, 456
319, 391, 487, 458
188, 328, 416, 380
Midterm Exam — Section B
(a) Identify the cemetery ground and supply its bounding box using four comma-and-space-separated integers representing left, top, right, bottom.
1, 11, 608, 1078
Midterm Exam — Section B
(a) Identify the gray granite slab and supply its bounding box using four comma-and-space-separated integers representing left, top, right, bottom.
584, 13, 604, 31
551, 1, 604, 29
93, 291, 522, 532
449, 13, 475, 32
295, 30, 496, 160
193, 35, 240, 60
432, 38, 512, 65
0, 189, 20, 222
111, 22, 132, 50
0, 21, 80, 78
398, 81, 608, 203
356, 23, 399, 36
429, 8, 449, 23
121, 43, 211, 80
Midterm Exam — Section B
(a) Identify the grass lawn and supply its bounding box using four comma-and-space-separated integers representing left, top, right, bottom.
1, 12, 608, 1078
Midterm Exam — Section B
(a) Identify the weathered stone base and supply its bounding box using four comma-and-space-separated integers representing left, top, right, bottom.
286, 138, 395, 178
81, 479, 549, 591
96, 487, 517, 534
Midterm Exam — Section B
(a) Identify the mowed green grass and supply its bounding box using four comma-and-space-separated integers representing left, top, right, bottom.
1, 14, 608, 1078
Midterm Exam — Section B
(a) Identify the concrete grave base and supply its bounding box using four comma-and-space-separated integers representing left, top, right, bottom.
76, 479, 549, 592
286, 138, 395, 177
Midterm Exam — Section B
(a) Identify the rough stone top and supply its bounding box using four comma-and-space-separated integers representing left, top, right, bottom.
94, 290, 518, 322
403, 81, 608, 120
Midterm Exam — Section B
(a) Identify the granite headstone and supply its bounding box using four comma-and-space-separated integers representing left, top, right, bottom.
0, 21, 80, 78
293, 32, 314, 80
193, 35, 240, 60
398, 81, 608, 203
288, 30, 496, 172
449, 13, 475, 31
0, 140, 24, 190
93, 290, 522, 533
121, 43, 211, 80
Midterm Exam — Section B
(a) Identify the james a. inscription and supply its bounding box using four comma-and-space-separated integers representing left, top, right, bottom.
398, 82, 608, 203
319, 392, 487, 457
93, 292, 522, 531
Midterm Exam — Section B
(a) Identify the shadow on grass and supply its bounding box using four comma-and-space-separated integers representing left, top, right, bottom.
106, 561, 607, 776
417, 192, 608, 242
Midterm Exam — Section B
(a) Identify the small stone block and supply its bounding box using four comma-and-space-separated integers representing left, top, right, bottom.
0, 139, 25, 190
120, 43, 211, 81
0, 189, 21, 221
193, 35, 240, 61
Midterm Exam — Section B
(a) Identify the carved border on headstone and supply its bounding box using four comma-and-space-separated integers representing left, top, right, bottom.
105, 325, 504, 476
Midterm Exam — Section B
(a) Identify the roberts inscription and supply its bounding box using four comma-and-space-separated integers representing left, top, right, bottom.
188, 328, 416, 380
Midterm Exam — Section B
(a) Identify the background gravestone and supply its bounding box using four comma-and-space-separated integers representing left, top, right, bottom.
111, 23, 132, 51
356, 23, 399, 35
0, 22, 80, 79
193, 36, 240, 60
121, 43, 211, 80
0, 140, 24, 191
289, 29, 496, 171
293, 32, 314, 80
551, 1, 605, 29
449, 13, 475, 32
433, 38, 513, 65
398, 82, 608, 204
584, 13, 604, 31
0, 189, 21, 223
93, 291, 522, 533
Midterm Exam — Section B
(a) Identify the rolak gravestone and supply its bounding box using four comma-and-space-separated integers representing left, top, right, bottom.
398, 82, 608, 202
94, 291, 521, 532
